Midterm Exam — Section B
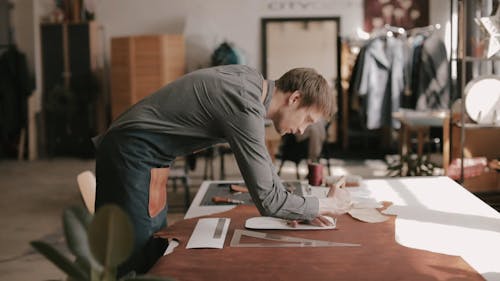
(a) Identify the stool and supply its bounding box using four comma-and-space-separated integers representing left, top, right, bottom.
169, 162, 191, 212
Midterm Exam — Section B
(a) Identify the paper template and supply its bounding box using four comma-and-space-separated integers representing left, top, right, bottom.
186, 218, 231, 249
245, 216, 336, 230
348, 208, 389, 223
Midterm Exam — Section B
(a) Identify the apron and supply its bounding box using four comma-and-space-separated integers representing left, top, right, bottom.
95, 129, 191, 275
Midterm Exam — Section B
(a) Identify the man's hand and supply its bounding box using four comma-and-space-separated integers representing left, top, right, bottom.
287, 215, 335, 227
288, 178, 352, 228
318, 181, 352, 216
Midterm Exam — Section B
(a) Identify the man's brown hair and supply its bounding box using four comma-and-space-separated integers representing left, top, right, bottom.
275, 68, 335, 118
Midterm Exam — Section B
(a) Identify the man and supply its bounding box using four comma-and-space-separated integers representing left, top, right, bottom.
93, 65, 351, 276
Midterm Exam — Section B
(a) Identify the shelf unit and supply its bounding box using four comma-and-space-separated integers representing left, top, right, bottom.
452, 56, 500, 62
40, 22, 103, 158
450, 0, 500, 191
453, 123, 500, 129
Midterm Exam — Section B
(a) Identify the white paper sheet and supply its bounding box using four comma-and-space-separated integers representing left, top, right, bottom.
163, 239, 179, 255
186, 218, 231, 249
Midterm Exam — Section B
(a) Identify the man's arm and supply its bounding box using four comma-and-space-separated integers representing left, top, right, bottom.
221, 111, 319, 221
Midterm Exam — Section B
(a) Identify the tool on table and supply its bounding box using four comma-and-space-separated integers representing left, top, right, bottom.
186, 218, 231, 249
212, 196, 245, 204
230, 229, 360, 248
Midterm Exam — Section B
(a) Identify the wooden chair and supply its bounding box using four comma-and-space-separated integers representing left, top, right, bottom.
77, 166, 191, 214
168, 159, 191, 212
277, 134, 333, 179
76, 170, 96, 214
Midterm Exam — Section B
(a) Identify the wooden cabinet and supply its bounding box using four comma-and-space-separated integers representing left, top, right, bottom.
40, 22, 102, 157
110, 34, 185, 120
449, 117, 500, 192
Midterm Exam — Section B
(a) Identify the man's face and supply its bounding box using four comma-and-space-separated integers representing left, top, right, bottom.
273, 91, 323, 135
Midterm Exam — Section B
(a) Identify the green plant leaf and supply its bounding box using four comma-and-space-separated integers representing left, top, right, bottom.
88, 204, 134, 268
64, 207, 99, 269
30, 241, 88, 281
90, 266, 102, 281
74, 257, 90, 275
101, 268, 117, 281
68, 205, 93, 226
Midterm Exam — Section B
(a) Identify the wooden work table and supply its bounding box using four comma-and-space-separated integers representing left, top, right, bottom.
151, 177, 500, 280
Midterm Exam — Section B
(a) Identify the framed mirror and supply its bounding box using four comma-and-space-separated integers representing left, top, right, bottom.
261, 17, 341, 88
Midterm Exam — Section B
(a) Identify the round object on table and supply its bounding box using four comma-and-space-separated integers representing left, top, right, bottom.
464, 75, 500, 124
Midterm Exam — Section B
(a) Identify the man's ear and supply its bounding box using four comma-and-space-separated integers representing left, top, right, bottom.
288, 91, 301, 105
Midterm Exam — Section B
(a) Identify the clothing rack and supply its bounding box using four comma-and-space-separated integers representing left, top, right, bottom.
372, 24, 442, 39
408, 24, 441, 36
383, 24, 407, 35
345, 22, 450, 152
370, 24, 407, 39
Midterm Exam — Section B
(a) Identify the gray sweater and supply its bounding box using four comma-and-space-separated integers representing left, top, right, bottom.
96, 65, 319, 220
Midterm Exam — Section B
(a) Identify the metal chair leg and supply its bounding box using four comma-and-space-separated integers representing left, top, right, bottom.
278, 160, 284, 176
182, 176, 190, 212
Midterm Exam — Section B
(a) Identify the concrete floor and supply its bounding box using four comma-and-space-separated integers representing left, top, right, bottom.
0, 158, 95, 280
0, 155, 390, 280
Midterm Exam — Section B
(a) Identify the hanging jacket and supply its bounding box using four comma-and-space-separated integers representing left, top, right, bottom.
358, 36, 405, 129
401, 34, 426, 109
415, 33, 449, 110
0, 46, 33, 156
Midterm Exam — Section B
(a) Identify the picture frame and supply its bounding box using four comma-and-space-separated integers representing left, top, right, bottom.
261, 17, 341, 89
364, 0, 429, 32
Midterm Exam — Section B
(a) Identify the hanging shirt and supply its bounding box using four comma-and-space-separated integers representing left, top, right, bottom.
415, 33, 449, 110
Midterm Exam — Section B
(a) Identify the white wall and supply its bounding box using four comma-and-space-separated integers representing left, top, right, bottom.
14, 0, 452, 90
95, 0, 364, 72
11, 0, 34, 73
17, 0, 451, 92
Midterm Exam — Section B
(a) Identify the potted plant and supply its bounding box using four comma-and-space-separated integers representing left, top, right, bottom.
31, 205, 174, 281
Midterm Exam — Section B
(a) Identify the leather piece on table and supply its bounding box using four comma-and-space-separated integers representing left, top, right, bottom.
150, 205, 484, 281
